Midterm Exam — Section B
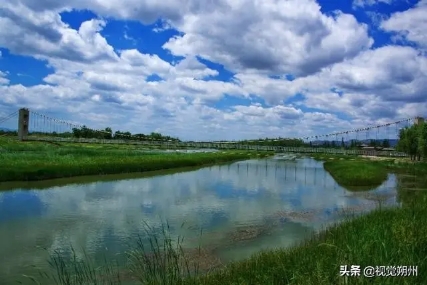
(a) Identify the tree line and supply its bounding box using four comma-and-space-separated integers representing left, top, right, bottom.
238, 137, 391, 149
71, 126, 181, 142
396, 121, 427, 161
0, 127, 399, 149
0, 126, 181, 142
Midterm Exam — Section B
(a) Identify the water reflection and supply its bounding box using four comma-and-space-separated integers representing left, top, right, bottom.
0, 158, 400, 284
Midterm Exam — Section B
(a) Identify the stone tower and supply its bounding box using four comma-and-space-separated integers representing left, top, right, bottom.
18, 108, 29, 141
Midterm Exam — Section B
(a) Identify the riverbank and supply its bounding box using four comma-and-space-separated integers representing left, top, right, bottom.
36, 200, 427, 285
190, 156, 426, 284
0, 137, 272, 182
192, 156, 427, 284
23, 153, 427, 284
193, 206, 426, 284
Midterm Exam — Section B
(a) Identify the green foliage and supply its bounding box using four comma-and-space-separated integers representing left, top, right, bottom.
382, 139, 390, 148
0, 137, 269, 182
397, 121, 427, 160
191, 204, 427, 285
323, 160, 388, 189
0, 129, 18, 136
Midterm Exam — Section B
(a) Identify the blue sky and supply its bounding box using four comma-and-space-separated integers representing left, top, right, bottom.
0, 0, 426, 140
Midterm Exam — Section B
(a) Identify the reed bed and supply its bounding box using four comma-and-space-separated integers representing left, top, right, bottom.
0, 137, 270, 182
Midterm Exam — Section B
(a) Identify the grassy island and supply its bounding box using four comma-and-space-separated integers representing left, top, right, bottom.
323, 160, 389, 189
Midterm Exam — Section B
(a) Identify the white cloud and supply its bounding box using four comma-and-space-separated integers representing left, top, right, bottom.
0, 2, 117, 62
381, 0, 427, 48
163, 1, 373, 77
0, 0, 426, 140
3, 0, 373, 77
0, 70, 9, 85
353, 0, 394, 8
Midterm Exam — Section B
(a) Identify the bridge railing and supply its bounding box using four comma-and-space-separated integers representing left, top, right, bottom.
23, 136, 408, 157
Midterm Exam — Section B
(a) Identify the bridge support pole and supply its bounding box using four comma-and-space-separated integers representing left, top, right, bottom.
18, 108, 30, 141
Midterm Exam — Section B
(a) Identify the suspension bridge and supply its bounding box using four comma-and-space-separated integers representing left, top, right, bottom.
0, 108, 422, 157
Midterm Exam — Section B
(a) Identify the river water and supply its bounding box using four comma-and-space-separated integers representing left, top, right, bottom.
0, 157, 400, 284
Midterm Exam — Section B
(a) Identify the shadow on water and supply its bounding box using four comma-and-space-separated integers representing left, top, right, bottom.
0, 157, 425, 284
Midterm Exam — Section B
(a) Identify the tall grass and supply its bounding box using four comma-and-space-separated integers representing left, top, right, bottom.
40, 247, 122, 285
127, 222, 202, 285
0, 137, 270, 182
188, 202, 427, 285
31, 201, 427, 285
323, 160, 388, 189
30, 222, 206, 285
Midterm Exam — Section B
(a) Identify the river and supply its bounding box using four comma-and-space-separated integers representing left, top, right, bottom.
0, 157, 400, 284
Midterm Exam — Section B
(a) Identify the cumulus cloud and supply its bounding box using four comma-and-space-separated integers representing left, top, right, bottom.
0, 0, 426, 140
0, 70, 9, 85
3, 0, 373, 77
163, 1, 373, 77
381, 0, 427, 48
327, 46, 426, 101
0, 2, 117, 62
353, 0, 394, 8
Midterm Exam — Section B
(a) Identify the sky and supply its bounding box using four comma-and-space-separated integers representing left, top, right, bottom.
0, 0, 426, 141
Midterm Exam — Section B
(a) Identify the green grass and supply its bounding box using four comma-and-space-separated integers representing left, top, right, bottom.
0, 137, 272, 182
190, 203, 427, 285
311, 153, 427, 190
33, 204, 427, 285
323, 160, 389, 189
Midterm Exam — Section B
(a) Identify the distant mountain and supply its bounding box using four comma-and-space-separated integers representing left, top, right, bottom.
0, 127, 14, 132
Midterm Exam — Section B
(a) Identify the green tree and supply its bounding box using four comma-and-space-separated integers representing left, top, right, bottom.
397, 125, 422, 160
417, 123, 427, 160
72, 127, 81, 138
104, 127, 113, 139
382, 139, 390, 148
